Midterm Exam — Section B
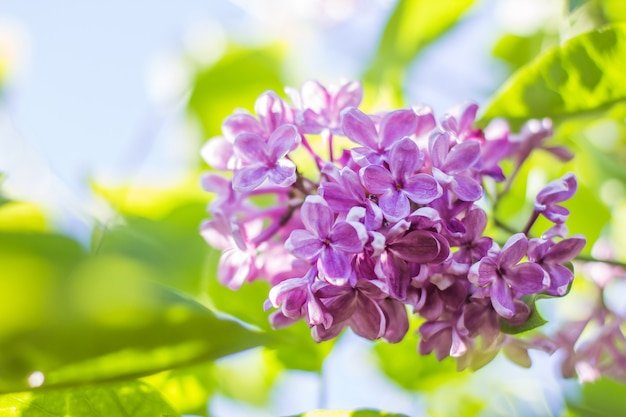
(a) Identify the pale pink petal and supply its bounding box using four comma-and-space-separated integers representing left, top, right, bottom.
429, 132, 450, 168
222, 113, 264, 141
201, 137, 236, 170
268, 159, 296, 187
300, 80, 330, 113
333, 81, 363, 111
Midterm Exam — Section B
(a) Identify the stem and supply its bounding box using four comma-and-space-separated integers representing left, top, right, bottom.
574, 254, 626, 268
300, 134, 325, 171
325, 130, 334, 163
250, 203, 300, 246
494, 218, 519, 235
522, 210, 540, 236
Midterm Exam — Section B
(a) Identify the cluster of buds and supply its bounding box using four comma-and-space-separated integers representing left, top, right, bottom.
200, 80, 585, 369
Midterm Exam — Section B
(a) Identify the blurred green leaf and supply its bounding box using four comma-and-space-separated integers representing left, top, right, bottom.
0, 232, 268, 393
565, 377, 626, 417
287, 410, 409, 417
481, 23, 626, 128
189, 44, 285, 140
95, 202, 210, 297
364, 0, 475, 105
0, 381, 180, 417
143, 362, 214, 417
493, 31, 559, 73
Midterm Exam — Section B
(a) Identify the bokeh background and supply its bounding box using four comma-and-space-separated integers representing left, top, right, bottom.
1, 1, 625, 416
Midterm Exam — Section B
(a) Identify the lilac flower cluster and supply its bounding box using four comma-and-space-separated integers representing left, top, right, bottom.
200, 80, 585, 368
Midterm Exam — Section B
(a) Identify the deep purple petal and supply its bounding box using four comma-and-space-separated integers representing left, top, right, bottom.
268, 124, 298, 160
499, 233, 528, 268
403, 174, 442, 204
506, 263, 548, 294
360, 165, 394, 194
543, 236, 586, 263
350, 295, 386, 340
379, 109, 418, 148
380, 299, 409, 343
472, 258, 499, 287
451, 175, 483, 201
319, 246, 352, 279
491, 278, 515, 318
463, 208, 487, 240
389, 138, 420, 179
342, 107, 379, 149
442, 140, 481, 173
544, 264, 574, 296
232, 165, 269, 191
285, 229, 323, 260
300, 195, 334, 238
388, 230, 441, 264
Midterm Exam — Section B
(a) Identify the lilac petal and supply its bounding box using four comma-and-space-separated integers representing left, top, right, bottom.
388, 230, 441, 264
403, 174, 442, 204
232, 165, 269, 191
233, 133, 268, 163
334, 81, 363, 111
544, 205, 570, 223
499, 233, 528, 268
380, 299, 409, 343
269, 310, 299, 328
463, 208, 487, 240
413, 106, 436, 136
268, 124, 298, 160
442, 140, 481, 173
544, 264, 574, 296
300, 195, 334, 238
255, 91, 289, 132
429, 132, 450, 168
319, 246, 352, 279
506, 263, 548, 294
379, 109, 418, 149
201, 137, 236, 170
351, 147, 383, 166
222, 113, 264, 141
321, 182, 359, 212
268, 276, 307, 307
312, 322, 345, 342
543, 236, 586, 263
389, 138, 420, 178
285, 229, 323, 261
470, 258, 498, 287
458, 103, 479, 133
218, 247, 254, 290
544, 145, 574, 162
379, 190, 410, 221
536, 173, 577, 205
341, 107, 379, 149
491, 278, 515, 318
451, 175, 483, 202
330, 222, 365, 253
268, 159, 297, 187
360, 165, 394, 194
350, 295, 385, 340
300, 80, 329, 113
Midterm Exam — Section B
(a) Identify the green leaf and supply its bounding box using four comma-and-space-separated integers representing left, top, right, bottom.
0, 381, 180, 417
364, 0, 475, 105
481, 24, 626, 128
0, 232, 268, 393
565, 377, 626, 417
286, 410, 409, 417
500, 294, 548, 335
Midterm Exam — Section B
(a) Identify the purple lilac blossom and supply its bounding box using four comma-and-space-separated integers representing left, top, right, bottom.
199, 79, 589, 375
